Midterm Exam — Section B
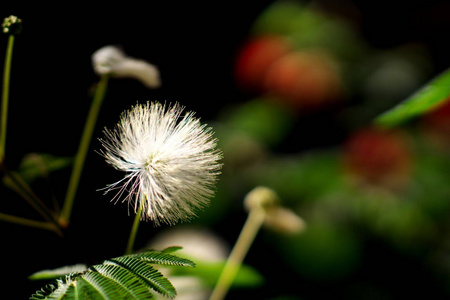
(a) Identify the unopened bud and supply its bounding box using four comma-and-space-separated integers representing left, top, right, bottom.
264, 206, 306, 234
244, 186, 306, 234
111, 58, 161, 88
244, 186, 279, 211
2, 15, 22, 35
92, 45, 161, 88
92, 46, 125, 75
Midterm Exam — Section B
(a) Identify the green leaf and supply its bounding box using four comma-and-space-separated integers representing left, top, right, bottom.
161, 246, 183, 254
29, 250, 194, 300
90, 264, 154, 299
375, 68, 450, 127
171, 260, 264, 288
30, 274, 77, 300
77, 272, 124, 299
221, 98, 294, 147
29, 264, 87, 280
17, 153, 72, 183
104, 256, 176, 298
133, 251, 196, 268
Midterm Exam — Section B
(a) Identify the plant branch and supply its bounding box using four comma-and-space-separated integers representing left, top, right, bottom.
209, 207, 265, 300
0, 34, 14, 162
0, 212, 60, 233
125, 205, 143, 255
60, 75, 109, 226
3, 169, 62, 236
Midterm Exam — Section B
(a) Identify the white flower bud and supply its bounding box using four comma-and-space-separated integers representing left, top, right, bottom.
92, 46, 126, 75
264, 206, 306, 234
92, 45, 161, 88
244, 186, 279, 211
244, 186, 306, 234
112, 58, 161, 88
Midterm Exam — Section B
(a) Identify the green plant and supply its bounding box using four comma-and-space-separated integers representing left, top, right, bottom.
30, 248, 195, 300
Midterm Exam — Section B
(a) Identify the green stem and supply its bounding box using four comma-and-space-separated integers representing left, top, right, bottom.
209, 207, 266, 300
3, 169, 62, 236
59, 75, 109, 226
0, 35, 15, 162
0, 212, 59, 233
125, 206, 143, 255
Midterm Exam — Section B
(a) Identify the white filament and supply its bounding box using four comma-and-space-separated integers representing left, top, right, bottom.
100, 102, 222, 225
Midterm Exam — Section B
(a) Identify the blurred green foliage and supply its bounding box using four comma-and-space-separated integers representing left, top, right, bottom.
376, 69, 450, 127
205, 2, 450, 296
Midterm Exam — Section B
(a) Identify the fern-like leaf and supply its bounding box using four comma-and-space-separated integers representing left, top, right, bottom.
103, 256, 175, 298
30, 274, 78, 300
90, 264, 154, 299
160, 246, 183, 254
133, 250, 196, 267
29, 249, 195, 300
29, 264, 88, 280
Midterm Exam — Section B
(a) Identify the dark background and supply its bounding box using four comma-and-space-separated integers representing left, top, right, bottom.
2, 1, 450, 299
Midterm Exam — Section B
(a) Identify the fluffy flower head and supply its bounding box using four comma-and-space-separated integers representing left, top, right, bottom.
101, 101, 222, 225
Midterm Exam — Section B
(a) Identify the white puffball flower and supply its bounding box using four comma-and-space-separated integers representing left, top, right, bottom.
92, 45, 161, 88
100, 101, 223, 225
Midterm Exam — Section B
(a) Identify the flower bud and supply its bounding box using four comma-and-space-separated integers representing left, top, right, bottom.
92, 45, 161, 88
264, 206, 306, 234
92, 46, 125, 75
244, 186, 279, 211
111, 58, 161, 88
244, 186, 306, 234
2, 15, 22, 35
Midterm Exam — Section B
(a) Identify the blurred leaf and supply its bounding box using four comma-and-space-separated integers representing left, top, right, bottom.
251, 1, 367, 61
161, 246, 183, 254
376, 69, 450, 127
346, 186, 436, 250
17, 153, 72, 183
376, 202, 436, 249
171, 260, 264, 289
276, 221, 362, 281
246, 151, 343, 205
222, 98, 294, 147
409, 141, 450, 218
251, 1, 305, 36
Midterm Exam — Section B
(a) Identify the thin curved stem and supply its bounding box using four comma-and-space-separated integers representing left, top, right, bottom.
3, 169, 62, 236
209, 207, 265, 300
125, 206, 143, 255
0, 35, 15, 162
0, 212, 59, 233
59, 75, 109, 227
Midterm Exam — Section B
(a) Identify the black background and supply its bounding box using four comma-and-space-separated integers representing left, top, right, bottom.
2, 1, 450, 299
